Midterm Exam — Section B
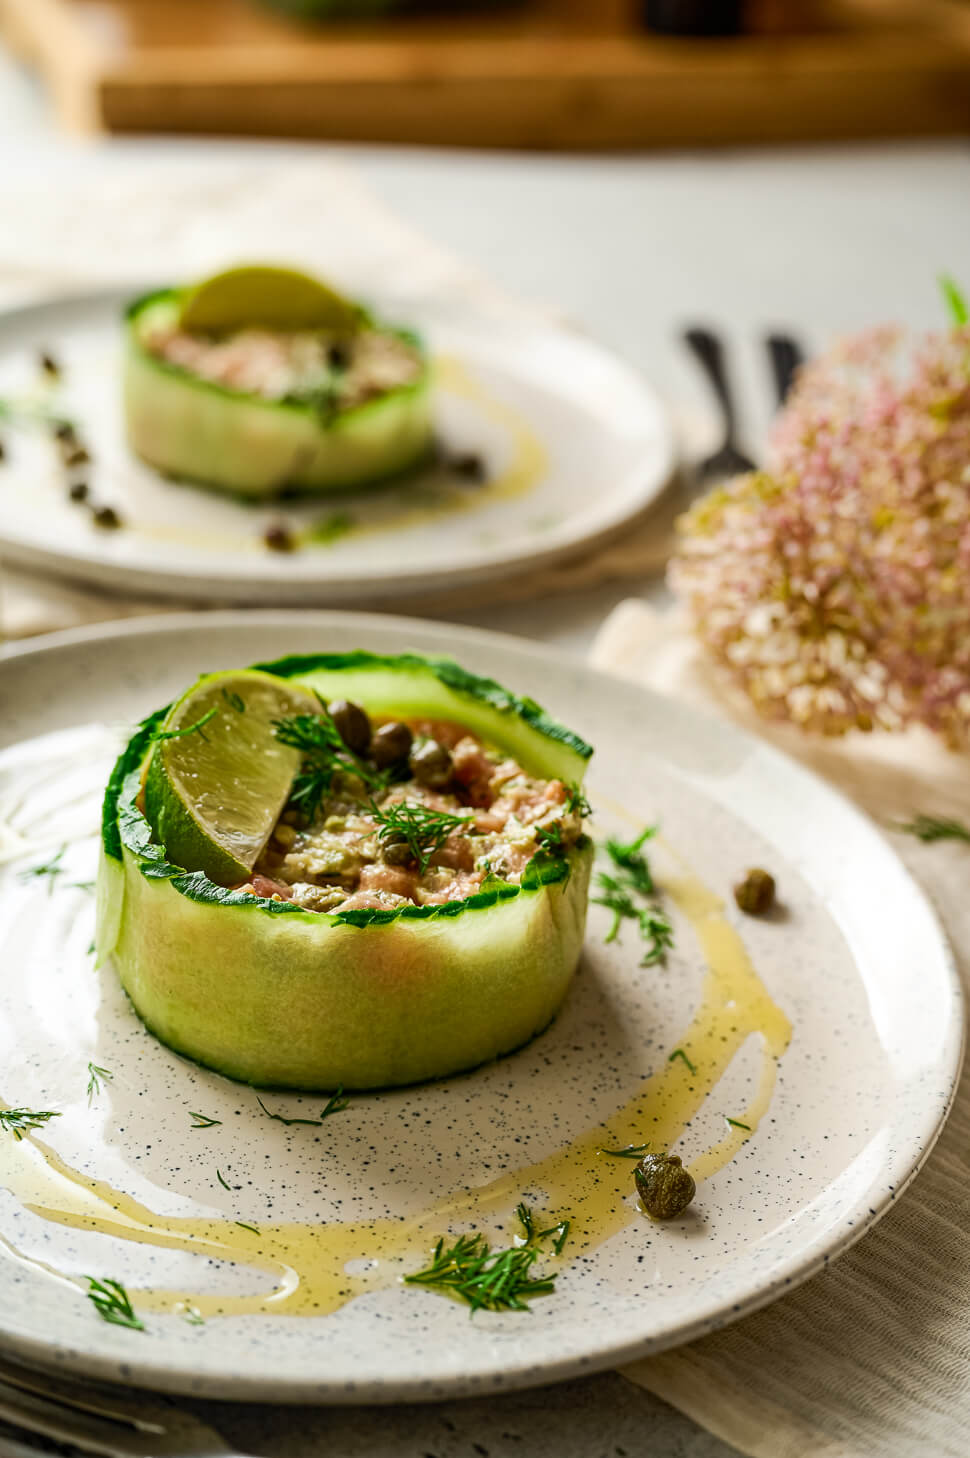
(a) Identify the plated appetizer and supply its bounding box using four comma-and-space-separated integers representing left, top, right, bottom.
122, 266, 433, 497
97, 652, 593, 1090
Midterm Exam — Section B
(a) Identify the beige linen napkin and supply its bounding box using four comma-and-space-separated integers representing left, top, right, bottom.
0, 152, 675, 639
593, 600, 970, 1458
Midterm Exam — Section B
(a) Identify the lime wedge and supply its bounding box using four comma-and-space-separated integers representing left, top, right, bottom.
179, 265, 362, 336
143, 669, 316, 886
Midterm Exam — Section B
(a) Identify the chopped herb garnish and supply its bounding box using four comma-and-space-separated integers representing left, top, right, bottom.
274, 709, 388, 820
70, 880, 97, 893
405, 1231, 558, 1314
221, 689, 246, 713
515, 1201, 535, 1242
514, 1202, 570, 1254
19, 844, 66, 893
216, 1169, 231, 1190
535, 822, 566, 852
597, 1142, 651, 1159
86, 1063, 113, 1104
86, 1277, 143, 1331
189, 1111, 222, 1129
0, 1107, 60, 1140
594, 825, 673, 965
257, 1088, 349, 1126
724, 1117, 751, 1131
897, 813, 970, 844
369, 799, 472, 874
668, 1048, 697, 1076
177, 1301, 205, 1326
153, 707, 219, 743
941, 274, 969, 327
564, 783, 592, 818
234, 1221, 260, 1235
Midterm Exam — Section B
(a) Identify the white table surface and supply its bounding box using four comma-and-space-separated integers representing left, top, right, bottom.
3, 43, 970, 1458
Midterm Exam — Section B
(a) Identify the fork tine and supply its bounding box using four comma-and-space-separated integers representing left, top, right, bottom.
0, 1362, 253, 1458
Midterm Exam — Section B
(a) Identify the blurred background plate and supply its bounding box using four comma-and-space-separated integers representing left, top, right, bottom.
0, 288, 674, 605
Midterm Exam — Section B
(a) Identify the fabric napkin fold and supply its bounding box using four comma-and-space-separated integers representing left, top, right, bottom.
593, 600, 970, 1458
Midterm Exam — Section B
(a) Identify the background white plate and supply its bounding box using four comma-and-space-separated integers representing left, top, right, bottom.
0, 292, 673, 604
0, 612, 961, 1404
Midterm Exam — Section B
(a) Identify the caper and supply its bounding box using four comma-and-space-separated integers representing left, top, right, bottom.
329, 698, 371, 755
370, 721, 413, 769
635, 1153, 696, 1220
382, 835, 415, 868
410, 739, 454, 789
733, 867, 776, 916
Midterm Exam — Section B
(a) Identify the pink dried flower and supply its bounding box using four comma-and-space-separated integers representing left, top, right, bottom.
669, 319, 970, 744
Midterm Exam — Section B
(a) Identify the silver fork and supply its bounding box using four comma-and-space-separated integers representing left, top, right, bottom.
0, 1356, 259, 1458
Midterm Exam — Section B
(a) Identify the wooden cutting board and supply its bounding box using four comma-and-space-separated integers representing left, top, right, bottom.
2, 0, 969, 147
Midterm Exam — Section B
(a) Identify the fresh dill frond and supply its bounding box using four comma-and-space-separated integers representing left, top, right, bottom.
668, 1048, 697, 1076
18, 844, 67, 893
153, 707, 219, 743
597, 1142, 651, 1159
897, 813, 970, 845
189, 1111, 222, 1129
564, 783, 592, 818
216, 1169, 231, 1190
274, 710, 387, 820
369, 799, 471, 874
515, 1202, 570, 1256
515, 1201, 535, 1242
221, 688, 246, 713
257, 1087, 349, 1126
724, 1117, 751, 1131
637, 905, 675, 966
234, 1221, 260, 1235
0, 1107, 60, 1140
594, 825, 674, 965
535, 822, 566, 852
86, 1063, 113, 1104
86, 1277, 144, 1331
405, 1232, 557, 1314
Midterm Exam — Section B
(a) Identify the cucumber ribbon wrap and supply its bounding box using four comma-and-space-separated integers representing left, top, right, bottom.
97, 652, 594, 1090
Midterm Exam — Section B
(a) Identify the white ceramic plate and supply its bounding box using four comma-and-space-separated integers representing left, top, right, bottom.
0, 612, 961, 1404
0, 291, 673, 604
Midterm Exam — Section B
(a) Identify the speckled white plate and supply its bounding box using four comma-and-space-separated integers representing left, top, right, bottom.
0, 612, 961, 1404
0, 290, 673, 604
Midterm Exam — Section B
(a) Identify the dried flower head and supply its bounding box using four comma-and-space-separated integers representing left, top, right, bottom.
670, 298, 970, 745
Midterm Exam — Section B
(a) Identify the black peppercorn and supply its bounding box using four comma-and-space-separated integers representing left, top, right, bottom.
92, 505, 122, 529
68, 481, 89, 503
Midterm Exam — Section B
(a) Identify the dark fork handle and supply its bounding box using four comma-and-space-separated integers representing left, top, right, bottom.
683, 326, 743, 447
765, 333, 805, 406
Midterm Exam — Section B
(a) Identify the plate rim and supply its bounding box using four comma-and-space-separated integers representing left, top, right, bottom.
0, 609, 963, 1404
0, 287, 676, 605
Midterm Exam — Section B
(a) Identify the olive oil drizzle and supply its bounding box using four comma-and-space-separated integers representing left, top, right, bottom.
0, 865, 791, 1323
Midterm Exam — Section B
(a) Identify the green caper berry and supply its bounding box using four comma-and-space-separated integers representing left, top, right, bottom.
410, 739, 454, 790
329, 699, 371, 755
370, 721, 413, 769
733, 867, 776, 915
382, 836, 415, 868
635, 1153, 696, 1220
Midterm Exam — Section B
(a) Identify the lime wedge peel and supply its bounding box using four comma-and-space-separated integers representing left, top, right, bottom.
143, 669, 316, 886
178, 265, 363, 336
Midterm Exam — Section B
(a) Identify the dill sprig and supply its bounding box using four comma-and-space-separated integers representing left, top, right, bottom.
189, 1111, 222, 1129
515, 1202, 570, 1255
405, 1233, 557, 1314
564, 783, 592, 818
369, 799, 471, 873
597, 1142, 651, 1159
724, 1117, 751, 1131
274, 708, 388, 821
897, 813, 970, 845
153, 707, 219, 743
86, 1063, 113, 1104
593, 825, 674, 965
0, 1107, 60, 1140
86, 1277, 144, 1331
257, 1087, 349, 1126
669, 1047, 697, 1075
18, 844, 67, 893
216, 1169, 231, 1190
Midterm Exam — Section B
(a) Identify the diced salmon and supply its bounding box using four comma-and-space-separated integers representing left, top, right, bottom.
359, 862, 418, 899
250, 874, 294, 900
